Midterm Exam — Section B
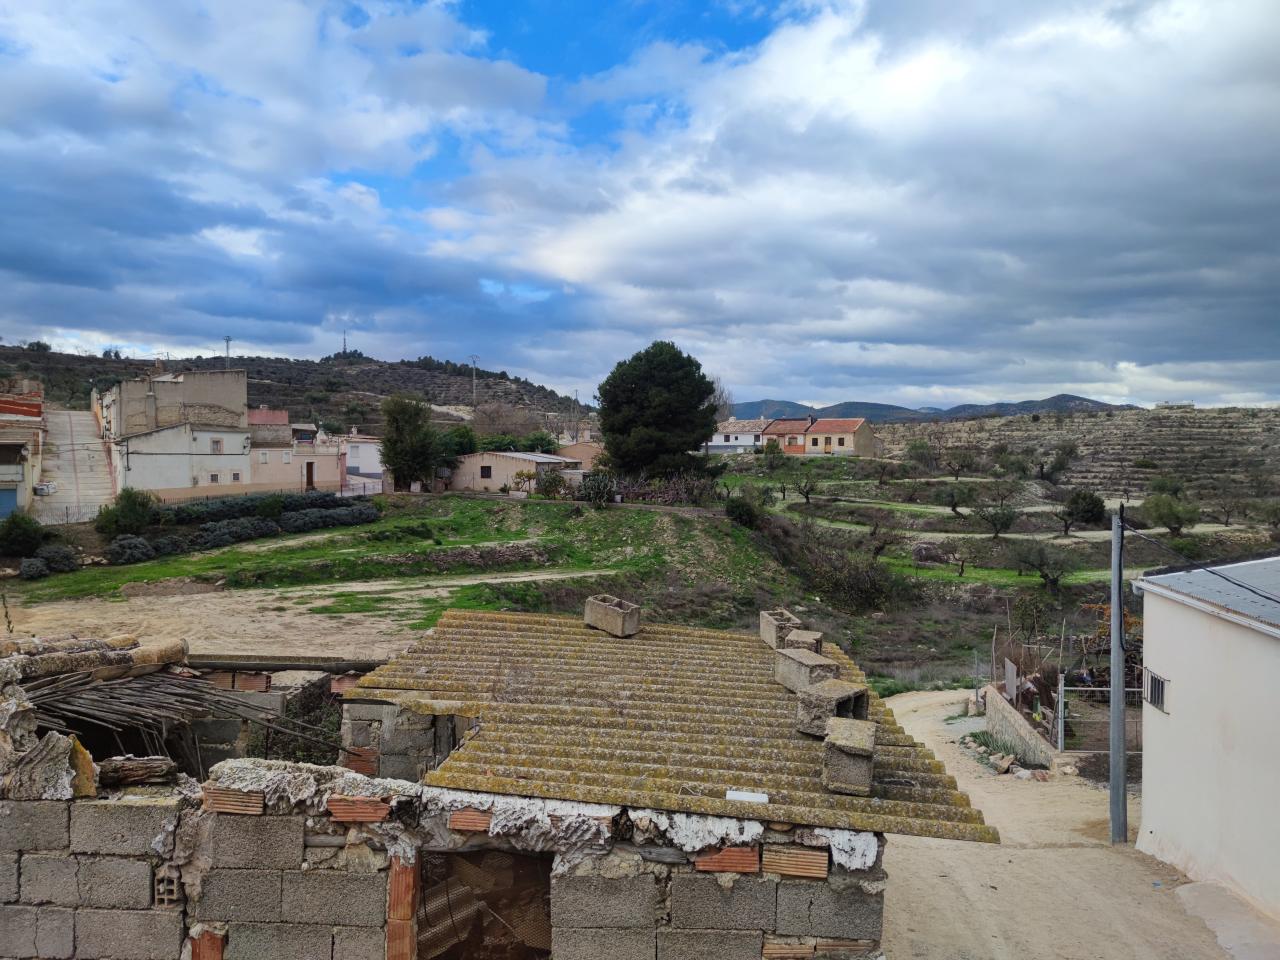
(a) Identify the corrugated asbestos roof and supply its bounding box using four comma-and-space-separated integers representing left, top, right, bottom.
1139, 556, 1280, 636
355, 609, 998, 842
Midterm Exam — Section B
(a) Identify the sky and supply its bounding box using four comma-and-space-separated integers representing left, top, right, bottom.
1, 0, 1278, 409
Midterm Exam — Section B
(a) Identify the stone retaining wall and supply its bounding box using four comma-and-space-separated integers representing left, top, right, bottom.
982, 684, 1059, 768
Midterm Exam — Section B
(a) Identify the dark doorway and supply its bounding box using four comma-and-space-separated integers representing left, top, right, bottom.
305, 461, 315, 490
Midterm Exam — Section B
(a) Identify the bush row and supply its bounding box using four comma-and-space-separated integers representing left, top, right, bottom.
157, 490, 347, 524
104, 502, 382, 565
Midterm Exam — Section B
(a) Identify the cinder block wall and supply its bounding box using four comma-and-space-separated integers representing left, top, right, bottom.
550, 838, 887, 960
1, 797, 185, 960
342, 701, 463, 781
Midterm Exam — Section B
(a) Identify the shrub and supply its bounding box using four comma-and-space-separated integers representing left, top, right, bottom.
19, 557, 50, 579
1132, 458, 1158, 469
150, 535, 190, 556
95, 488, 157, 539
0, 513, 45, 557
725, 496, 762, 528
106, 535, 156, 565
194, 517, 282, 550
277, 503, 379, 534
536, 471, 568, 500
161, 490, 345, 525
34, 544, 79, 573
1141, 493, 1199, 536
256, 494, 286, 519
1168, 536, 1206, 560
578, 472, 614, 508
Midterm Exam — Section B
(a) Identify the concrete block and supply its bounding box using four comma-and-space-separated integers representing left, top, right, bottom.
822, 719, 877, 797
281, 869, 386, 927
341, 719, 378, 749
70, 797, 179, 856
0, 903, 73, 958
796, 680, 869, 737
0, 852, 17, 903
775, 649, 841, 693
378, 753, 423, 782
212, 814, 304, 870
760, 608, 803, 648
192, 869, 282, 922
333, 925, 385, 960
223, 922, 334, 960
775, 880, 883, 940
781, 629, 823, 654
0, 800, 69, 852
551, 875, 659, 929
584, 594, 641, 637
670, 874, 776, 930
380, 708, 434, 755
19, 852, 78, 905
343, 701, 396, 722
658, 928, 762, 960
552, 927, 656, 960
75, 907, 186, 959
78, 857, 153, 909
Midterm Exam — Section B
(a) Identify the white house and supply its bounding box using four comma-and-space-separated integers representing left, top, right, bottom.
705, 418, 771, 454
341, 433, 385, 479
111, 423, 252, 499
1134, 557, 1280, 919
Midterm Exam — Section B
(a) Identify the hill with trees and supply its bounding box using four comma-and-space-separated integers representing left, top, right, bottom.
731, 393, 1132, 423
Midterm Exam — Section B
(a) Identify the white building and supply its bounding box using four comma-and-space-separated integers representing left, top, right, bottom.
705, 418, 770, 454
112, 423, 252, 498
342, 434, 385, 479
1134, 557, 1280, 919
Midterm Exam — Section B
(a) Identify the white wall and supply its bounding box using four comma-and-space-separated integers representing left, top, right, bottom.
345, 439, 384, 477
1138, 591, 1280, 919
116, 425, 251, 492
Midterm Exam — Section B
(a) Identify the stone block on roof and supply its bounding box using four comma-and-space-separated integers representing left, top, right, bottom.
822, 719, 877, 797
775, 648, 841, 693
760, 609, 803, 649
796, 681, 868, 737
781, 629, 823, 654
584, 595, 641, 637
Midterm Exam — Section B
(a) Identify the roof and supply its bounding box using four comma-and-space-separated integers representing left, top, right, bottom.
764, 419, 811, 434
463, 451, 579, 465
806, 418, 866, 433
291, 422, 318, 432
248, 408, 290, 425
1137, 556, 1280, 638
355, 609, 998, 842
715, 418, 771, 434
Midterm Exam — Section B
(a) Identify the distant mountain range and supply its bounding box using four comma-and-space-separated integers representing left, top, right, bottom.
730, 394, 1134, 423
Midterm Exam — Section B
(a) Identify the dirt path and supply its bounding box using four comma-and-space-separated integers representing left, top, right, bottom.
9, 567, 610, 660
881, 690, 1253, 960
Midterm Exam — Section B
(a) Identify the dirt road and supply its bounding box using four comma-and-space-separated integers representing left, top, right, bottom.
881, 690, 1278, 960
8, 567, 609, 660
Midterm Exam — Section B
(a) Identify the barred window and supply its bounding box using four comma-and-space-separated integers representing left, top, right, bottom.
1144, 668, 1169, 713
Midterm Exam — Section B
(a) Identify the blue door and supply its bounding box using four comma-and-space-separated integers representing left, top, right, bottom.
0, 488, 17, 518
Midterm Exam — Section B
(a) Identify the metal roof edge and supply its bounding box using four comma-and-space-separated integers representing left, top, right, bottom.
1135, 579, 1280, 641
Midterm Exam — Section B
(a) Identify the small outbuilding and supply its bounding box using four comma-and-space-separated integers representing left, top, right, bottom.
449, 450, 581, 493
1134, 557, 1280, 918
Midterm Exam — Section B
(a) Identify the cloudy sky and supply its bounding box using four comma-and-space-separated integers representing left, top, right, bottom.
1, 0, 1277, 408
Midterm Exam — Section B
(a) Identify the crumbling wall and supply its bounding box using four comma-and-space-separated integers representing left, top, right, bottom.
341, 701, 470, 781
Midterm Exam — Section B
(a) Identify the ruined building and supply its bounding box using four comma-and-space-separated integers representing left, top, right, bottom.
0, 600, 995, 959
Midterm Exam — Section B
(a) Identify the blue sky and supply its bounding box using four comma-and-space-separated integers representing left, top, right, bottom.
1, 0, 1278, 407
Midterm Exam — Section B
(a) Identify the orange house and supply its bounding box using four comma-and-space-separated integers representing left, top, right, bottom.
762, 418, 811, 456
804, 418, 878, 456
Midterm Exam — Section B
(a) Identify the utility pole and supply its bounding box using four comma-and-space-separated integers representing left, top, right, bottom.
1109, 506, 1128, 844
343, 329, 347, 354
468, 354, 479, 408
223, 336, 232, 370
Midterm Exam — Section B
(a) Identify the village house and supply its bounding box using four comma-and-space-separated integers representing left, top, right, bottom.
95, 370, 253, 501
762, 418, 812, 456
1134, 558, 1280, 918
802, 418, 878, 457
556, 440, 603, 472
0, 381, 45, 518
341, 433, 386, 481
0, 601, 993, 960
248, 407, 345, 494
449, 450, 581, 494
706, 418, 771, 454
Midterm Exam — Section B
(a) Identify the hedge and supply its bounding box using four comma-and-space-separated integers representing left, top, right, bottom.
159, 490, 348, 525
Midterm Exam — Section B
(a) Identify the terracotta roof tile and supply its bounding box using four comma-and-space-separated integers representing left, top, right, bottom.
806, 418, 867, 433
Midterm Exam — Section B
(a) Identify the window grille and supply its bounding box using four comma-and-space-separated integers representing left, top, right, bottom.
209, 473, 220, 484
1144, 668, 1168, 713
210, 438, 223, 454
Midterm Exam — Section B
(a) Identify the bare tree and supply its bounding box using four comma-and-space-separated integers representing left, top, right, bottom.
711, 376, 735, 422
796, 476, 819, 504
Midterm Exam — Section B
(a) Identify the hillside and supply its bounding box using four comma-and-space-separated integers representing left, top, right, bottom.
0, 345, 583, 433
732, 393, 1130, 423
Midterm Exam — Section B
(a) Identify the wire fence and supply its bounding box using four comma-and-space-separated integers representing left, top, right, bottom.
1054, 675, 1143, 754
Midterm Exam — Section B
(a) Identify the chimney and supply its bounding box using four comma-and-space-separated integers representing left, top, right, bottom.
584, 594, 640, 637
822, 717, 877, 797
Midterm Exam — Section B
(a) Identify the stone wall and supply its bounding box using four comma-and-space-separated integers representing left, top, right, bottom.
341, 701, 470, 781
982, 684, 1059, 769
551, 839, 886, 960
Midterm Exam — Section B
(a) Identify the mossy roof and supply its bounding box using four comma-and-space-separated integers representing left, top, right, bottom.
355, 609, 998, 843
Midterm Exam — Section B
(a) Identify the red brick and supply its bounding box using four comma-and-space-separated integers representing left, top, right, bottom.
330, 674, 362, 694
326, 795, 391, 823
387, 857, 419, 921
205, 670, 235, 690
189, 929, 225, 960
203, 786, 265, 815
386, 919, 415, 960
232, 671, 271, 692
341, 746, 378, 776
448, 808, 492, 833
763, 845, 829, 879
694, 845, 761, 873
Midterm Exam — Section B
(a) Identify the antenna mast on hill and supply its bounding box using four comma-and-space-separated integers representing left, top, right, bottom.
223, 336, 232, 370
469, 354, 480, 408
343, 329, 348, 353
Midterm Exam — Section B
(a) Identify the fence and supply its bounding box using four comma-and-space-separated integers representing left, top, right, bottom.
1054, 673, 1143, 753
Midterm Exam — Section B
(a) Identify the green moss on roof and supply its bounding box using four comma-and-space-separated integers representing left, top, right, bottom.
356, 609, 998, 843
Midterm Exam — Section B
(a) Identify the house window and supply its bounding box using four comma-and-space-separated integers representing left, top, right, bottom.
282, 451, 292, 464
259, 451, 269, 464
811, 437, 819, 447
480, 465, 493, 479
723, 434, 731, 443
231, 472, 241, 483
788, 436, 798, 445
753, 435, 761, 443
1144, 668, 1169, 713
210, 438, 224, 454
209, 473, 220, 484
838, 437, 845, 447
